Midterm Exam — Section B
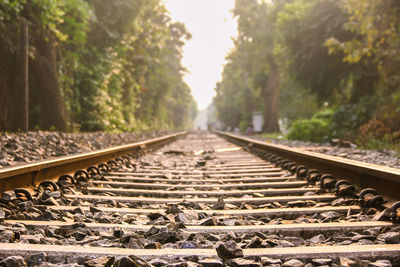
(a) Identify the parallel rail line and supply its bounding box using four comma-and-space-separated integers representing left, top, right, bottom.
218, 131, 400, 201
0, 132, 185, 192
0, 132, 399, 265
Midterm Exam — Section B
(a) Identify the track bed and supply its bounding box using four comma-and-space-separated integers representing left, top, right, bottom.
0, 133, 399, 266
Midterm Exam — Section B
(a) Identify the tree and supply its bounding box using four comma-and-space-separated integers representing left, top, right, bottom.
0, 0, 197, 132
214, 0, 281, 132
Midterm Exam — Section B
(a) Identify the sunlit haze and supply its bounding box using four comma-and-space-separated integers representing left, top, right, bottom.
164, 0, 237, 110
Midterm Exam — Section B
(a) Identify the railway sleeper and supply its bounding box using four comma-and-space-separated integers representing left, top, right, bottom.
0, 133, 399, 265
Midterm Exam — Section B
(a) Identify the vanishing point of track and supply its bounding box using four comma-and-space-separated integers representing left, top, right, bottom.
0, 132, 400, 266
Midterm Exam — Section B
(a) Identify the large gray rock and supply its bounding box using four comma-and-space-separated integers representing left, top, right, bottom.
147, 231, 177, 244
84, 256, 115, 267
384, 232, 400, 244
245, 236, 262, 248
1, 191, 16, 203
215, 240, 243, 260
261, 257, 282, 265
309, 234, 325, 243
282, 259, 304, 267
114, 256, 150, 267
0, 256, 27, 267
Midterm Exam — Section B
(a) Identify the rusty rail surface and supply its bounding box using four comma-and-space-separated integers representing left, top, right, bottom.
217, 131, 400, 201
0, 131, 186, 192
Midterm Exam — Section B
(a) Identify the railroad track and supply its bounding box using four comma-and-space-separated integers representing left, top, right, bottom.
0, 132, 400, 266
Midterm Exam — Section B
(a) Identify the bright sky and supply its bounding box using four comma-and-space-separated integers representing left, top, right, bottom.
164, 0, 237, 110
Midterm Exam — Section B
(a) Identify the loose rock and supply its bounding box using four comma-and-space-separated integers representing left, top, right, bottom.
0, 256, 27, 267
228, 258, 262, 267
368, 260, 392, 267
282, 259, 304, 267
114, 256, 150, 267
216, 240, 244, 260
1, 191, 16, 203
84, 256, 114, 267
311, 259, 332, 266
261, 258, 282, 265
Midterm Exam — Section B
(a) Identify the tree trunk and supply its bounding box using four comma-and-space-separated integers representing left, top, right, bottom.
0, 44, 19, 131
19, 20, 29, 131
29, 37, 66, 131
350, 66, 378, 104
262, 59, 280, 132
0, 21, 26, 131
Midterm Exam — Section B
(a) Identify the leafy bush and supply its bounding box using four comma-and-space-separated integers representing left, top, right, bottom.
279, 77, 320, 128
287, 109, 333, 142
287, 118, 330, 142
312, 108, 334, 121
239, 120, 250, 132
330, 96, 378, 139
355, 118, 394, 150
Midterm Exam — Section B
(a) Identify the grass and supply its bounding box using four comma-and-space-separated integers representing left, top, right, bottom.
256, 132, 286, 140
358, 139, 400, 155
254, 131, 400, 156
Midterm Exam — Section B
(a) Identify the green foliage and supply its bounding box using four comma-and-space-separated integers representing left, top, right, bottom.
258, 132, 284, 140
276, 0, 354, 102
325, 0, 400, 70
324, 0, 400, 145
287, 118, 330, 143
65, 0, 196, 131
330, 96, 378, 139
313, 109, 334, 121
0, 0, 26, 49
239, 120, 250, 133
2, 0, 400, 145
214, 0, 400, 149
214, 0, 281, 132
287, 109, 333, 142
0, 0, 196, 132
360, 136, 398, 152
278, 77, 319, 127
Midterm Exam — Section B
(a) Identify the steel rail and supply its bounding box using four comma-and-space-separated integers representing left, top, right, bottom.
0, 132, 186, 192
217, 131, 400, 200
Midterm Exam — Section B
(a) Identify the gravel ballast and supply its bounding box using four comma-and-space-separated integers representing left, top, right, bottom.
0, 133, 398, 265
246, 135, 400, 170
0, 131, 168, 168
0, 131, 399, 170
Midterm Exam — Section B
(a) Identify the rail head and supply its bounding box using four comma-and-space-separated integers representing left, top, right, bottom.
217, 131, 400, 201
0, 131, 187, 191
